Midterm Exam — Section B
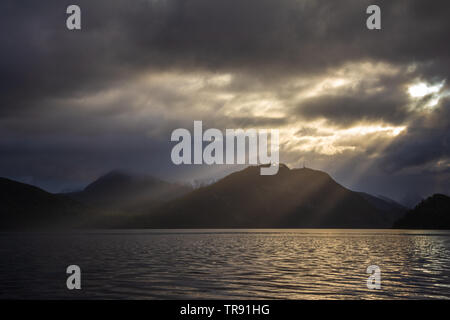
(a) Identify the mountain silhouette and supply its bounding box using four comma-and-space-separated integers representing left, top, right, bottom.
0, 166, 423, 229
0, 177, 91, 229
128, 164, 406, 228
65, 170, 191, 213
393, 194, 450, 229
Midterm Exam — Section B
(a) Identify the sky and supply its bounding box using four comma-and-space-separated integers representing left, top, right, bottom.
1, 0, 449, 205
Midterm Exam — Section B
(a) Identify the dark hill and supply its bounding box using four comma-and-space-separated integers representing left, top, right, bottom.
131, 165, 403, 228
0, 177, 91, 229
393, 194, 450, 229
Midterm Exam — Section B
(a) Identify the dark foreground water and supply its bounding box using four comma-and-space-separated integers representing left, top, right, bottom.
1, 229, 450, 299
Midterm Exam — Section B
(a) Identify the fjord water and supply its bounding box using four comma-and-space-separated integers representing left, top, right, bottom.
1, 229, 450, 299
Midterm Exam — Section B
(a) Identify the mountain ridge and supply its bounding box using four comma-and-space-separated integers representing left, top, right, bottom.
1, 165, 439, 229
128, 165, 406, 228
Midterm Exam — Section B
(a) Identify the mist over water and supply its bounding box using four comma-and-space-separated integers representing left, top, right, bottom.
1, 229, 450, 299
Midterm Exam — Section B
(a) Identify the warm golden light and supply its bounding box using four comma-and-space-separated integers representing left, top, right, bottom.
408, 82, 443, 98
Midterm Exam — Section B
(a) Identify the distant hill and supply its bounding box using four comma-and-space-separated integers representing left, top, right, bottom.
393, 194, 450, 229
65, 170, 192, 213
358, 192, 407, 227
0, 177, 91, 229
128, 165, 406, 228
400, 192, 424, 209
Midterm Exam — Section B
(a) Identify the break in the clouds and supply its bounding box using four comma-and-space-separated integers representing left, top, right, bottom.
0, 0, 449, 203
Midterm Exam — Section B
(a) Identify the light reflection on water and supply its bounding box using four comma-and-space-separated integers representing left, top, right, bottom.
1, 229, 450, 299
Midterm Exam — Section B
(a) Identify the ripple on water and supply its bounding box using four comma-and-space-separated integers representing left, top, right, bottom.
1, 229, 450, 299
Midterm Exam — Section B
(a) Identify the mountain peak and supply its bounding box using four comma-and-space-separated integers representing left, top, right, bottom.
101, 169, 131, 179
84, 170, 161, 192
239, 163, 290, 175
68, 170, 192, 212
144, 163, 397, 228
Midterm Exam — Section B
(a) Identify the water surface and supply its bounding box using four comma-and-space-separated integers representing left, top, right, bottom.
1, 229, 450, 299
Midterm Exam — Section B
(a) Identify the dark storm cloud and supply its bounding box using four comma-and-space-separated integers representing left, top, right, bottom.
2, 0, 450, 115
1, 0, 449, 198
0, 133, 175, 191
295, 73, 412, 126
380, 98, 450, 172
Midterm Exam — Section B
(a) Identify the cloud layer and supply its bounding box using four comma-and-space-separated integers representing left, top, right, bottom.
1, 0, 449, 202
